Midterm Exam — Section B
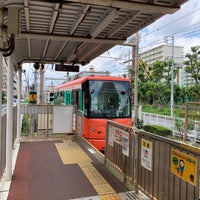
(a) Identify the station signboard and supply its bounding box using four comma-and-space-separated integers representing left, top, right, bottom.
55, 64, 80, 72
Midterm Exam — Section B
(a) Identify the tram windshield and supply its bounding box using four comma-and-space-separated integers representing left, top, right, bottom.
85, 80, 131, 118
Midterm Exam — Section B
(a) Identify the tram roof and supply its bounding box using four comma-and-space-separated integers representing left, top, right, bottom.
3, 0, 188, 67
54, 75, 130, 91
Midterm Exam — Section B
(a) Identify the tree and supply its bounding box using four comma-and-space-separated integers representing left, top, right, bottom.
130, 59, 181, 106
150, 59, 178, 85
2, 92, 6, 103
184, 84, 200, 102
184, 46, 200, 84
150, 60, 165, 83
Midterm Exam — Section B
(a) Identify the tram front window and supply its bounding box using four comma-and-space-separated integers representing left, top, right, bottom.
88, 80, 131, 118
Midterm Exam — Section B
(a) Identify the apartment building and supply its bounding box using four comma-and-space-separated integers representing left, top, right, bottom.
139, 44, 184, 86
139, 44, 199, 87
181, 66, 197, 87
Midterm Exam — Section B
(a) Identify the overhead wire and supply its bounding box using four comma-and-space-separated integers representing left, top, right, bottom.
138, 4, 200, 52
139, 22, 200, 53
140, 7, 200, 40
123, 5, 200, 105
93, 55, 129, 75
85, 2, 200, 76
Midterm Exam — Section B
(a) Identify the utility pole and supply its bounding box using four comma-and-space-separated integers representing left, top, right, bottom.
164, 35, 175, 117
170, 35, 174, 117
39, 64, 44, 104
133, 32, 139, 127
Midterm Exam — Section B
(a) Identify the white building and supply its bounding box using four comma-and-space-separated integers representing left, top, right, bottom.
139, 44, 184, 86
181, 66, 197, 87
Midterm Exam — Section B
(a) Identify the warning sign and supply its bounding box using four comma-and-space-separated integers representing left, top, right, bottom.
29, 91, 37, 104
141, 139, 152, 171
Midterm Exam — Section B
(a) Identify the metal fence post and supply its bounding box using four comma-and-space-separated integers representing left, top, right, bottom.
47, 104, 49, 137
134, 129, 138, 194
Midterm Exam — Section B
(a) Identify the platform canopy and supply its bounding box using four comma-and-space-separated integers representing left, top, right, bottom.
3, 0, 188, 66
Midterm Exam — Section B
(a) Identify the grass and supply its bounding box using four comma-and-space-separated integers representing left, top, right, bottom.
140, 104, 200, 120
141, 104, 180, 116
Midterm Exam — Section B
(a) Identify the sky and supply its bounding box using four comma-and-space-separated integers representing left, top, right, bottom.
22, 0, 200, 88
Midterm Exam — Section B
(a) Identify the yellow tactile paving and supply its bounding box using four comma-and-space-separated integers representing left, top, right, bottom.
93, 183, 116, 195
99, 193, 122, 200
79, 162, 115, 195
55, 140, 122, 199
55, 142, 92, 164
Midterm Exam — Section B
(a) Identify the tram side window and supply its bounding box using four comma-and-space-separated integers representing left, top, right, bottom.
83, 91, 89, 116
56, 91, 64, 104
82, 81, 89, 116
72, 90, 81, 109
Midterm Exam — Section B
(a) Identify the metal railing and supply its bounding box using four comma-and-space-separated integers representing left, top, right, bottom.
0, 104, 74, 180
142, 112, 175, 131
140, 112, 200, 142
105, 120, 200, 200
21, 104, 53, 135
21, 104, 53, 115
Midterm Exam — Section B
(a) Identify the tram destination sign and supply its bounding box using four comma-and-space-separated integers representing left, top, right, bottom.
55, 64, 80, 72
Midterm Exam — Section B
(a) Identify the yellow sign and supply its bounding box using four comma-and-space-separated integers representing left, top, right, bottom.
171, 148, 197, 186
29, 92, 37, 103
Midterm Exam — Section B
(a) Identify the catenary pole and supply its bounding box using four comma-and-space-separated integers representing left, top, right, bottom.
170, 35, 174, 117
39, 64, 44, 104
133, 32, 139, 127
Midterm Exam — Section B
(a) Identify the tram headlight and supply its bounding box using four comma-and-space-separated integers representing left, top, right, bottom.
91, 128, 96, 132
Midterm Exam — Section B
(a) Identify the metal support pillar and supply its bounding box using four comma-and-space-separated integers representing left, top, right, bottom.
6, 54, 14, 180
0, 3, 3, 162
16, 65, 22, 143
39, 65, 44, 104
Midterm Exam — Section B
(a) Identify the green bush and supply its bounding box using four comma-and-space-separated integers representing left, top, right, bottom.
143, 124, 172, 137
21, 114, 30, 135
54, 98, 64, 105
